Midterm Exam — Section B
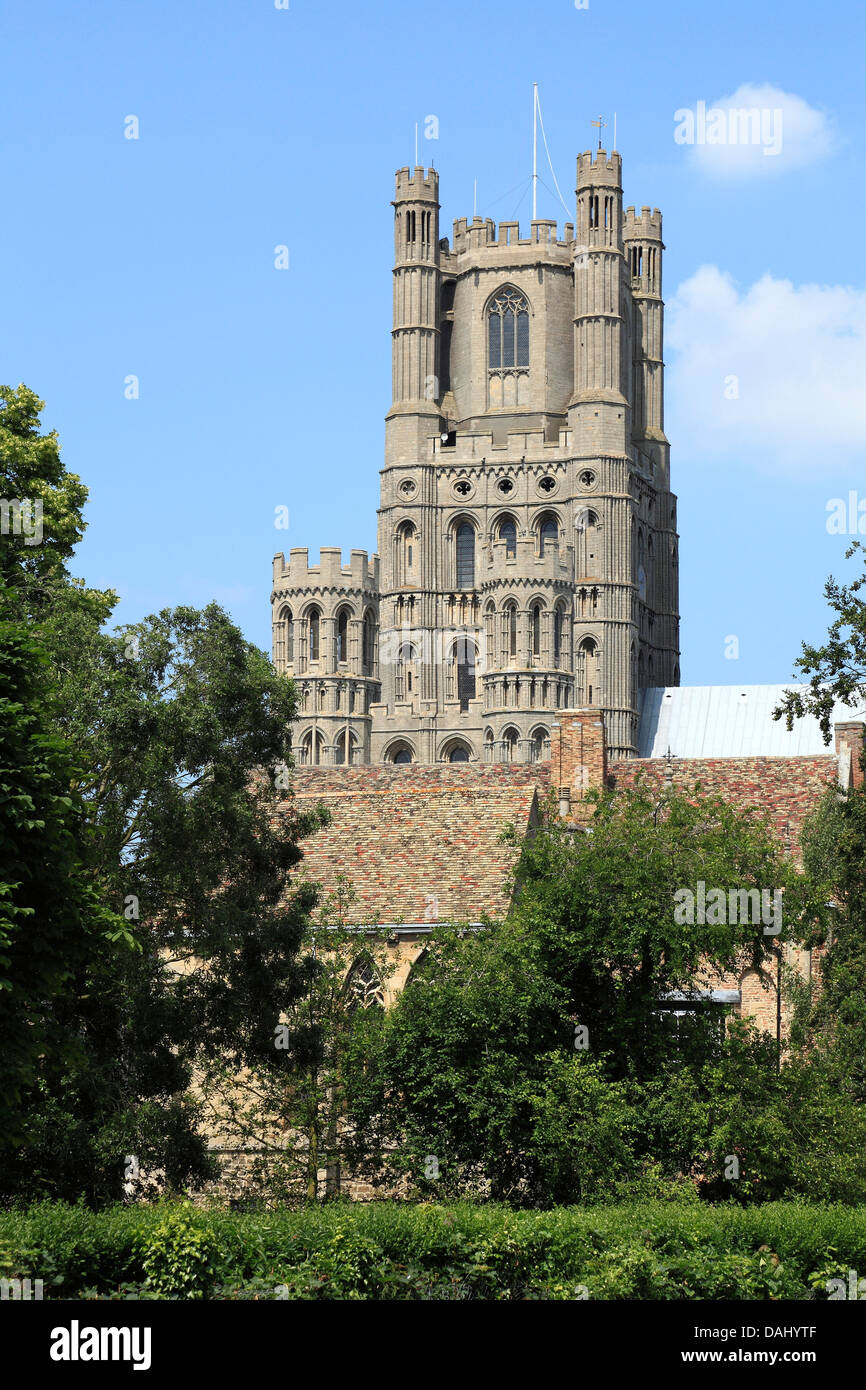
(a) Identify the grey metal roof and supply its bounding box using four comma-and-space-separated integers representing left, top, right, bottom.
637, 685, 866, 760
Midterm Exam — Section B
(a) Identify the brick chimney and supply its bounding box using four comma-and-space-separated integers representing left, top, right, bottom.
835, 720, 865, 791
550, 708, 608, 821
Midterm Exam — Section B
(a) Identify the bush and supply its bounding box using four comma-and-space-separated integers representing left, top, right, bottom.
2, 1199, 866, 1300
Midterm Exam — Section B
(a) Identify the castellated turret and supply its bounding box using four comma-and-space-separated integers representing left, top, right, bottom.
271, 548, 380, 765
273, 148, 680, 766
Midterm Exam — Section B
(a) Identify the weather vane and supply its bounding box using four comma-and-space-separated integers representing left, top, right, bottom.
591, 115, 606, 151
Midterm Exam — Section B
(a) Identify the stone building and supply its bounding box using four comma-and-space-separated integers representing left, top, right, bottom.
271, 148, 679, 766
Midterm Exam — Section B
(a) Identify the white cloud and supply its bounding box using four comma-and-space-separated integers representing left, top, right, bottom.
673, 84, 833, 178
666, 265, 866, 471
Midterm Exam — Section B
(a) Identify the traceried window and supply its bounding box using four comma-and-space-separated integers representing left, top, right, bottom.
345, 955, 385, 1012
488, 287, 529, 369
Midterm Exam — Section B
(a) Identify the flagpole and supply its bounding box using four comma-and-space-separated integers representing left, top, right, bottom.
532, 83, 538, 219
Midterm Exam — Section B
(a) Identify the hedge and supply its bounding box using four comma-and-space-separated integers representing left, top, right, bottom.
1, 1200, 865, 1300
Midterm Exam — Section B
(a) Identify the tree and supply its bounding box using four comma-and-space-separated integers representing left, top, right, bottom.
197, 876, 393, 1205
347, 782, 810, 1204
0, 385, 329, 1202
0, 583, 128, 1148
774, 540, 866, 743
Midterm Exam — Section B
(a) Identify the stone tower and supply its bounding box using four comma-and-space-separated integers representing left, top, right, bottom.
272, 149, 680, 765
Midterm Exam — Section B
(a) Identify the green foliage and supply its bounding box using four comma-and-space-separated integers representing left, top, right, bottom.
0, 384, 89, 603
773, 539, 866, 744
345, 786, 817, 1205
0, 386, 327, 1203
0, 586, 128, 1144
138, 1207, 225, 1299
3, 1200, 866, 1300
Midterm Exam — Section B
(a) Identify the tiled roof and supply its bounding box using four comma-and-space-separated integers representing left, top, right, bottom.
609, 755, 838, 861
283, 762, 552, 926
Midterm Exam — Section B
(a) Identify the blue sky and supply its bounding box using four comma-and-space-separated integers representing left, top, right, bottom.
2, 0, 864, 688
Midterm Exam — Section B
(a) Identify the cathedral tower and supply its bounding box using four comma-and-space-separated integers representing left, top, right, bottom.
273, 147, 680, 765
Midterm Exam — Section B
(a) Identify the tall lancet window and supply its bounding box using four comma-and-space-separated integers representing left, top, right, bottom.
456, 522, 475, 589
488, 288, 530, 369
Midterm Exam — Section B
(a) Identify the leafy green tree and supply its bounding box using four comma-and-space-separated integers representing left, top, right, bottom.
198, 876, 393, 1205
0, 384, 88, 604
347, 783, 808, 1204
0, 386, 329, 1202
774, 540, 866, 741
0, 584, 128, 1148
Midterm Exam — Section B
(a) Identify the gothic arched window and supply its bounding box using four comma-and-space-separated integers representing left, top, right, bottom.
308, 608, 321, 662
498, 516, 517, 558
531, 601, 542, 658
530, 727, 550, 762
345, 955, 385, 1012
362, 609, 375, 675
538, 513, 559, 558
488, 287, 529, 369
502, 726, 519, 762
336, 608, 350, 665
397, 521, 417, 586
456, 522, 475, 589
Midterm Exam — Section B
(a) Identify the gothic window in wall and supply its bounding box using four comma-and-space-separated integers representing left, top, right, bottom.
395, 642, 417, 700
531, 601, 542, 659
498, 516, 517, 558
530, 727, 551, 762
575, 510, 600, 577
484, 728, 495, 762
577, 637, 600, 706
502, 726, 519, 763
308, 608, 321, 662
488, 287, 530, 408
553, 603, 567, 668
299, 729, 325, 766
336, 608, 350, 665
456, 522, 475, 589
389, 743, 413, 765
335, 729, 358, 766
362, 609, 376, 675
397, 521, 417, 587
538, 513, 559, 558
274, 606, 293, 668
345, 955, 385, 1012
448, 635, 477, 710
444, 741, 471, 763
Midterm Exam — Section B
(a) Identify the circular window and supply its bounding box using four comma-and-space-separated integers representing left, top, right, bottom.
579, 470, 596, 488
452, 478, 473, 499
537, 476, 556, 494
399, 478, 417, 499
497, 478, 514, 495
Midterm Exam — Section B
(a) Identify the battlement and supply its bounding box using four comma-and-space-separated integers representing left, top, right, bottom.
576, 149, 622, 188
430, 425, 572, 463
450, 215, 574, 254
394, 166, 439, 202
273, 547, 380, 591
624, 205, 663, 239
